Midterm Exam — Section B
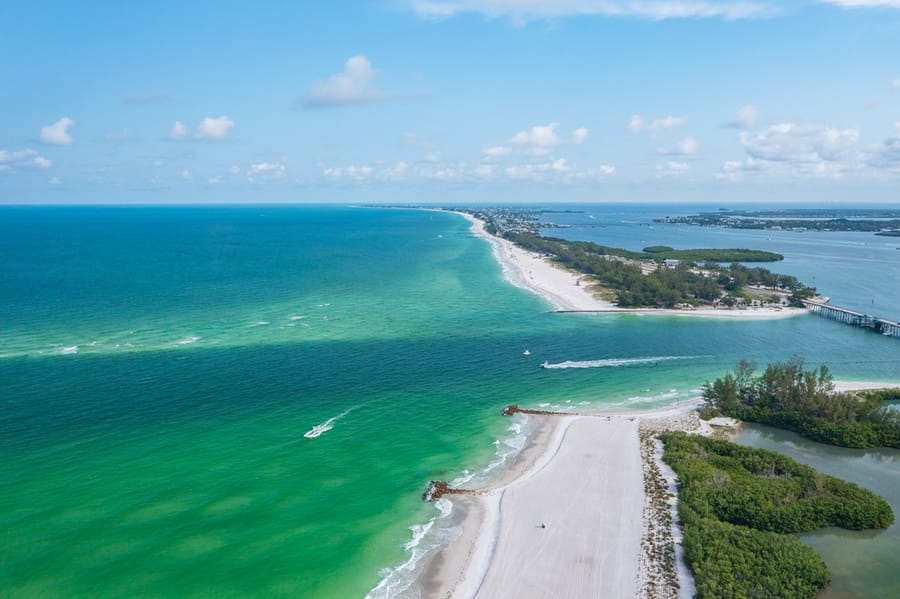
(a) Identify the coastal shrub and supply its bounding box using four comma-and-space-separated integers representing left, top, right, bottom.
698, 406, 719, 420
684, 517, 829, 599
661, 432, 893, 598
703, 358, 900, 449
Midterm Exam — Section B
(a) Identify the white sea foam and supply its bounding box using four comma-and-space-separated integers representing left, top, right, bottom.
625, 390, 681, 404
364, 499, 455, 599
540, 355, 701, 369
450, 468, 475, 487
303, 407, 356, 439
404, 521, 435, 551
60, 345, 78, 355
175, 336, 200, 345
289, 315, 306, 320
251, 321, 270, 327
366, 415, 534, 599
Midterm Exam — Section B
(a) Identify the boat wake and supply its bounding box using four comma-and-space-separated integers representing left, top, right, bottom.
304, 407, 357, 439
540, 355, 702, 369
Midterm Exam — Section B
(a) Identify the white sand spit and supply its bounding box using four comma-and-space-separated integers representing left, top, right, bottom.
453, 210, 805, 320
440, 416, 644, 599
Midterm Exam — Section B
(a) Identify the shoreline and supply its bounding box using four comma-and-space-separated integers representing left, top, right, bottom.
451, 210, 806, 320
413, 380, 899, 598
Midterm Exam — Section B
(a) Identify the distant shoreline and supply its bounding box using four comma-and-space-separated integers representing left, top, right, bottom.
450, 210, 806, 320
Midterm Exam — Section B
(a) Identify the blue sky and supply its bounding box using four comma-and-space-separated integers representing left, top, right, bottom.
1, 0, 899, 204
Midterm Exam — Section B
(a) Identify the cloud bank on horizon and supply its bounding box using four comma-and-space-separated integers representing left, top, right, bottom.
0, 0, 898, 203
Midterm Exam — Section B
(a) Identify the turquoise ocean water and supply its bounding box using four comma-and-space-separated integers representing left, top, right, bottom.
2, 205, 899, 597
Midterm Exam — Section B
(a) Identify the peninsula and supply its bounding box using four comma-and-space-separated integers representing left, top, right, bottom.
449, 208, 812, 316
655, 208, 900, 235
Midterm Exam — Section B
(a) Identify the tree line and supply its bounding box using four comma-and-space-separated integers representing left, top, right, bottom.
702, 358, 900, 448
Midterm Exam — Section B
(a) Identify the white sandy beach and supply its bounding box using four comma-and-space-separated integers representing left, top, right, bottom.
455, 211, 805, 320
418, 381, 900, 599
411, 211, 900, 599
425, 414, 645, 599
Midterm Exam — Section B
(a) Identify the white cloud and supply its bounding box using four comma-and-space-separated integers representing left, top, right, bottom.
727, 122, 862, 178
661, 136, 699, 156
656, 161, 690, 177
482, 145, 512, 157
181, 169, 192, 180
40, 117, 75, 145
893, 79, 900, 91
318, 156, 614, 185
726, 105, 759, 129
323, 164, 375, 181
230, 165, 241, 174
169, 121, 187, 140
742, 123, 858, 164
248, 162, 286, 182
506, 158, 570, 180
510, 123, 562, 155
169, 116, 234, 141
0, 148, 52, 170
820, 1, 900, 8
716, 158, 762, 182
484, 124, 586, 159
572, 127, 589, 144
50, 176, 61, 185
629, 115, 685, 134
196, 116, 234, 140
410, 1, 777, 21
208, 176, 222, 185
304, 55, 391, 107
474, 164, 495, 177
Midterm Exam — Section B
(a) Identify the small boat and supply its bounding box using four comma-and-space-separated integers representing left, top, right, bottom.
523, 349, 531, 356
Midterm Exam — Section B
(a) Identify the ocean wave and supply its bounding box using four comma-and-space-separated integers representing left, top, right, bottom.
540, 355, 701, 369
60, 345, 79, 355
366, 415, 533, 598
303, 407, 357, 439
174, 336, 200, 346
364, 498, 455, 599
625, 389, 681, 404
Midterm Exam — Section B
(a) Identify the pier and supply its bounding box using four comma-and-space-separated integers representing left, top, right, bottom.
802, 299, 900, 338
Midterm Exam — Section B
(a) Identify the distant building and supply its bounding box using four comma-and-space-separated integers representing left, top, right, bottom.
663, 259, 681, 268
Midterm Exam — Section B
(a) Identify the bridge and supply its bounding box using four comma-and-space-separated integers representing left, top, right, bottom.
802, 299, 900, 339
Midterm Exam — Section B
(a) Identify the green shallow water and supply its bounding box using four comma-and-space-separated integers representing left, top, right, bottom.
2, 205, 899, 597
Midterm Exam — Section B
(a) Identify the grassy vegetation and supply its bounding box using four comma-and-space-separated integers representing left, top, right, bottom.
703, 358, 900, 448
661, 432, 893, 598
